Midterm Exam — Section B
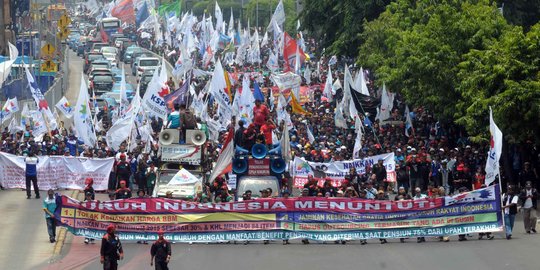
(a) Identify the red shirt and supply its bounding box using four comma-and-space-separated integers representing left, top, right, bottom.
253, 104, 270, 126
260, 123, 275, 145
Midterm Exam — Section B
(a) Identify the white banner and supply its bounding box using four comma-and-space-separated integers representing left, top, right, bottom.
293, 153, 396, 188
167, 168, 200, 185
0, 152, 114, 191
271, 72, 302, 90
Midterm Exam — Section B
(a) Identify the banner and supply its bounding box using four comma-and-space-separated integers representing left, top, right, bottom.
160, 144, 201, 164
55, 185, 502, 242
111, 0, 136, 24
0, 152, 114, 190
293, 153, 396, 188
271, 72, 302, 91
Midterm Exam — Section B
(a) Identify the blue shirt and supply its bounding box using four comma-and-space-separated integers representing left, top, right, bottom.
25, 157, 39, 176
43, 196, 57, 218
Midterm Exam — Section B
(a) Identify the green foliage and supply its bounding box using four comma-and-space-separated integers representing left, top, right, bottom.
300, 0, 390, 57
360, 0, 540, 143
190, 0, 243, 22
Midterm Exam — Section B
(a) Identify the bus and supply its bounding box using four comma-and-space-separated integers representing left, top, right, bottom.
99, 17, 122, 43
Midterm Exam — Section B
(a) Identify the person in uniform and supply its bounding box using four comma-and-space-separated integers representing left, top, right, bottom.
115, 180, 132, 199
150, 229, 172, 270
100, 224, 124, 270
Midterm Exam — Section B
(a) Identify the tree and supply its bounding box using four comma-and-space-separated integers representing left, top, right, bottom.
456, 24, 540, 142
300, 0, 390, 57
191, 0, 243, 23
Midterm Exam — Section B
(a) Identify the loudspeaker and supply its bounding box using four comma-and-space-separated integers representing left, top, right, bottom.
186, 130, 206, 145
232, 158, 248, 174
268, 143, 282, 156
251, 144, 267, 159
235, 145, 250, 156
159, 129, 179, 145
271, 158, 286, 174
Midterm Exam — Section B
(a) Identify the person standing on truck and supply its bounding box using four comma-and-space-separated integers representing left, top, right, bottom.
115, 154, 131, 189
166, 104, 181, 140
145, 161, 158, 196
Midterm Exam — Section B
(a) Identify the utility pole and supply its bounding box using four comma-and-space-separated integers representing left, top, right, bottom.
0, 0, 6, 54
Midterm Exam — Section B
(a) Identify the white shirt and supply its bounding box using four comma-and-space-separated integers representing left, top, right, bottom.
504, 194, 519, 214
523, 189, 533, 209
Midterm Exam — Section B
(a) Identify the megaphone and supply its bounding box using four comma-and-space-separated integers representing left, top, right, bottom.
159, 129, 179, 145
271, 158, 286, 174
232, 158, 248, 174
268, 143, 282, 156
187, 130, 206, 145
251, 144, 267, 159
235, 145, 250, 156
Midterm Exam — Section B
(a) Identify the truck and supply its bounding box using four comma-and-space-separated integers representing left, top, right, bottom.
232, 143, 286, 199
153, 129, 208, 199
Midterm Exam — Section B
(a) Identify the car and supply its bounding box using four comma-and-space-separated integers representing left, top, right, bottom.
122, 45, 142, 63
91, 42, 108, 53
110, 67, 123, 82
130, 51, 148, 69
138, 70, 155, 96
111, 82, 135, 97
84, 52, 105, 73
90, 60, 112, 71
88, 68, 113, 85
103, 54, 118, 68
89, 74, 114, 94
76, 41, 86, 56
134, 57, 159, 77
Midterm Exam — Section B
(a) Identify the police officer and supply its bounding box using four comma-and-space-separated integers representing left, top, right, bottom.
100, 224, 124, 270
151, 229, 172, 270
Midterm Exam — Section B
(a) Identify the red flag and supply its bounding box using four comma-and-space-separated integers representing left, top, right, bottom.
208, 128, 234, 182
111, 0, 136, 24
283, 32, 306, 72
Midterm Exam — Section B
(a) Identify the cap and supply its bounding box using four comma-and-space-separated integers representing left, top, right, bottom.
411, 148, 417, 152
282, 190, 290, 195
85, 191, 93, 197
337, 190, 344, 194
165, 191, 173, 195
157, 229, 165, 235
377, 190, 384, 194
302, 188, 309, 192
106, 224, 116, 234
120, 153, 126, 158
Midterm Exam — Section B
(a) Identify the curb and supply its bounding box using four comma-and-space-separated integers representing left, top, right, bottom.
52, 190, 81, 257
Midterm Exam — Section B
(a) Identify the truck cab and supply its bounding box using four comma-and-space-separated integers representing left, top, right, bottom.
153, 129, 208, 199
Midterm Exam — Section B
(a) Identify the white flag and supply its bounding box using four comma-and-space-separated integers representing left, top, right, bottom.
261, 31, 269, 47
280, 122, 291, 163
303, 65, 311, 85
323, 66, 333, 102
267, 0, 285, 32
106, 89, 141, 151
142, 61, 169, 120
485, 107, 503, 186
306, 125, 315, 143
25, 66, 58, 130
354, 67, 370, 96
208, 130, 234, 183
74, 73, 97, 147
0, 42, 18, 87
118, 66, 129, 114
376, 83, 394, 122
31, 111, 48, 139
55, 96, 74, 118
215, 1, 224, 34
404, 105, 414, 137
1, 97, 19, 122
334, 106, 347, 129
353, 116, 363, 158
209, 60, 232, 127
266, 51, 279, 72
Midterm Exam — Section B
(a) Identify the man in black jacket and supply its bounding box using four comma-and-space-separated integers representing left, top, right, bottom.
100, 225, 124, 270
151, 229, 172, 270
519, 181, 538, 233
234, 120, 245, 148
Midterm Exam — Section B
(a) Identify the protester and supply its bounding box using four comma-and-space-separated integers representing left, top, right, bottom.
115, 180, 132, 199
24, 151, 40, 199
100, 224, 124, 270
519, 181, 538, 234
150, 229, 171, 270
502, 185, 519, 240
83, 191, 95, 244
42, 189, 57, 243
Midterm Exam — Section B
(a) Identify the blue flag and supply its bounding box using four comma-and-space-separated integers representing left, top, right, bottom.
253, 81, 265, 102
136, 2, 150, 27
164, 75, 191, 109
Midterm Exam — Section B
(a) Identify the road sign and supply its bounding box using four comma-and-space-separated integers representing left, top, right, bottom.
56, 28, 70, 40
41, 60, 58, 73
41, 43, 55, 57
58, 14, 71, 28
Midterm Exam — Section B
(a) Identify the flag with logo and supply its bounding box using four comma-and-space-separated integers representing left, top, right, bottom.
283, 32, 305, 72
485, 107, 503, 186
111, 0, 135, 24
74, 73, 97, 147
25, 67, 57, 130
1, 97, 19, 122
142, 61, 169, 120
290, 92, 309, 115
55, 96, 74, 118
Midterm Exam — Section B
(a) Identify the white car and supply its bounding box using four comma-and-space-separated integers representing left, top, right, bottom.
136, 57, 160, 77
100, 47, 118, 67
